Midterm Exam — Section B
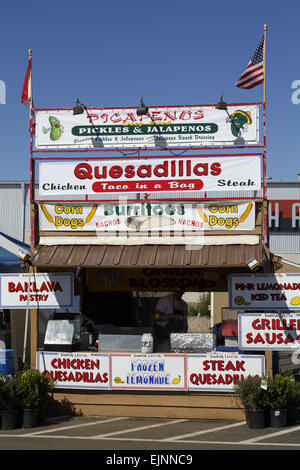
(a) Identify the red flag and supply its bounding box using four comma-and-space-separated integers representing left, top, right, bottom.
21, 58, 32, 107
235, 36, 264, 89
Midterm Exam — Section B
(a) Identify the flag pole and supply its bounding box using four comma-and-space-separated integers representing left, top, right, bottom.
263, 24, 267, 104
262, 24, 268, 245
25, 48, 34, 365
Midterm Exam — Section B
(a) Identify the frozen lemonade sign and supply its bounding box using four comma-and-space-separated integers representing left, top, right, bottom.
110, 353, 187, 391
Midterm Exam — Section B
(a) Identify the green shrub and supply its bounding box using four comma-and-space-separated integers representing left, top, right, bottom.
234, 375, 268, 411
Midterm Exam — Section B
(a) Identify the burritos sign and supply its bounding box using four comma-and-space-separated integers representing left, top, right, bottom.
34, 104, 259, 149
39, 201, 255, 232
39, 156, 261, 196
229, 273, 300, 310
36, 351, 110, 389
0, 272, 74, 308
187, 352, 265, 392
238, 313, 300, 350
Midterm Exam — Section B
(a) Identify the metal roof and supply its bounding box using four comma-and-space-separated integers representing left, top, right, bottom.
29, 243, 263, 269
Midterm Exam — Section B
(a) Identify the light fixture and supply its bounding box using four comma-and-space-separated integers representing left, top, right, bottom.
215, 94, 228, 110
17, 248, 30, 262
73, 98, 86, 115
247, 257, 263, 273
136, 97, 149, 116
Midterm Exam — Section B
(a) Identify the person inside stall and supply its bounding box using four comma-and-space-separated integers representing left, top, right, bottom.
152, 285, 188, 351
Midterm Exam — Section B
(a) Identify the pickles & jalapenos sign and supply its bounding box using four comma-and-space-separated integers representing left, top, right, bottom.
34, 105, 259, 149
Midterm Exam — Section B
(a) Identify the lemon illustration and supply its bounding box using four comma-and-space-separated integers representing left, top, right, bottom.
114, 377, 125, 384
291, 297, 300, 306
172, 376, 181, 385
234, 296, 246, 306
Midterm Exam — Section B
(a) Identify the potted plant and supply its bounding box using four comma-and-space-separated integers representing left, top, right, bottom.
234, 375, 268, 428
266, 374, 295, 427
35, 371, 56, 422
18, 369, 40, 428
0, 374, 24, 430
18, 368, 56, 426
287, 377, 300, 425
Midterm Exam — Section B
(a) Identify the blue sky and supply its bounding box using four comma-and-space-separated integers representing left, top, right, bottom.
0, 0, 299, 181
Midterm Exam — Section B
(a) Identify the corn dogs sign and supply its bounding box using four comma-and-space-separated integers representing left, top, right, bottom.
39, 201, 255, 232
39, 156, 261, 196
34, 104, 259, 149
0, 273, 74, 309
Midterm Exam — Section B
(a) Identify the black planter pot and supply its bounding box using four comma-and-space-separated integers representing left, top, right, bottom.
287, 404, 298, 425
0, 410, 18, 430
247, 409, 266, 429
270, 408, 287, 427
22, 408, 38, 428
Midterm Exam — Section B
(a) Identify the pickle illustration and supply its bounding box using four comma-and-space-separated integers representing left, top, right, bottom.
43, 116, 64, 141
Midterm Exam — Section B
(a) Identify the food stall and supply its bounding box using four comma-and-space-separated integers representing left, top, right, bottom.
21, 99, 276, 419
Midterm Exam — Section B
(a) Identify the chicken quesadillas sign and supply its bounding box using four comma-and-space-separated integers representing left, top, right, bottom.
34, 105, 259, 149
39, 201, 256, 232
39, 156, 261, 196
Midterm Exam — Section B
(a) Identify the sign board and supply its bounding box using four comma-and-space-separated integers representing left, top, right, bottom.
187, 352, 265, 392
110, 353, 187, 391
34, 105, 259, 149
269, 200, 300, 231
229, 273, 300, 310
36, 351, 110, 389
39, 201, 256, 232
39, 156, 261, 196
88, 268, 227, 292
238, 313, 300, 350
0, 272, 74, 309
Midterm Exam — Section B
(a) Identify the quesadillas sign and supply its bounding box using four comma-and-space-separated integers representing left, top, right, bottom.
39, 156, 261, 196
39, 201, 256, 232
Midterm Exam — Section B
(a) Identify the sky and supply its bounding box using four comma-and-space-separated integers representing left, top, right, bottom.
0, 0, 300, 182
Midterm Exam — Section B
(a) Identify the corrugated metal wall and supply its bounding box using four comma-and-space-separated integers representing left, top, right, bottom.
0, 182, 32, 244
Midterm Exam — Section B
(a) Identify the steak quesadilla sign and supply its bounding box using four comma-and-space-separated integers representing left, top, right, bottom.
39, 156, 261, 196
34, 105, 259, 149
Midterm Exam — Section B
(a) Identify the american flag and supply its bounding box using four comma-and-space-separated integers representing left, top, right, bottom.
235, 36, 264, 89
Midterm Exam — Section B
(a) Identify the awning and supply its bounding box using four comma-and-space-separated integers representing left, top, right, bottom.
29, 244, 264, 269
